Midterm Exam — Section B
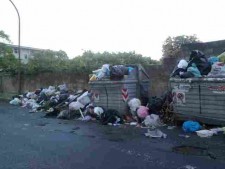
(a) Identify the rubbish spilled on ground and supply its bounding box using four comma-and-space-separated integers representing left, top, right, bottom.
178, 134, 190, 138
182, 121, 202, 133
8, 63, 225, 141
145, 129, 167, 139
167, 126, 176, 130
130, 122, 138, 126
196, 130, 214, 138
177, 165, 197, 169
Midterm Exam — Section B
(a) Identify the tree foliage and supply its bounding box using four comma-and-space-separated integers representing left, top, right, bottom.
68, 51, 159, 73
0, 30, 19, 73
1, 30, 159, 74
26, 50, 158, 74
26, 50, 69, 73
162, 35, 200, 58
0, 30, 11, 43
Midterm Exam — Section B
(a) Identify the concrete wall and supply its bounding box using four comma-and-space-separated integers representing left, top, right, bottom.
0, 72, 89, 99
146, 57, 177, 97
181, 39, 225, 58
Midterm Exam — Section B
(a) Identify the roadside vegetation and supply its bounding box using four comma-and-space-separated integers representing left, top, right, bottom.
0, 30, 199, 75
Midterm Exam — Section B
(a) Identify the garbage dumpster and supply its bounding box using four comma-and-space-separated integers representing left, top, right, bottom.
170, 77, 225, 125
89, 64, 150, 115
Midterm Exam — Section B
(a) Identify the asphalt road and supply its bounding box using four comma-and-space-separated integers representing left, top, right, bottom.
0, 102, 225, 169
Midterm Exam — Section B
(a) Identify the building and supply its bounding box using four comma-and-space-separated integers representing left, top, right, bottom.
9, 44, 45, 64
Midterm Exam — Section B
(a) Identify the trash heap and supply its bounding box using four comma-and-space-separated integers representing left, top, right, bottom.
89, 64, 134, 81
9, 63, 225, 139
171, 50, 225, 78
8, 64, 178, 139
9, 84, 95, 119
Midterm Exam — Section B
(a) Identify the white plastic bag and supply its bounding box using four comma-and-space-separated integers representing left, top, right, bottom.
196, 130, 214, 138
77, 91, 91, 106
68, 95, 77, 102
145, 129, 167, 138
144, 114, 163, 128
69, 101, 84, 111
26, 92, 37, 99
9, 98, 21, 106
94, 107, 104, 116
128, 98, 141, 115
177, 59, 188, 69
58, 84, 68, 92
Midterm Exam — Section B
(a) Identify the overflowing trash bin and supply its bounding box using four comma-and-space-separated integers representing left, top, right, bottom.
89, 64, 150, 116
170, 50, 225, 125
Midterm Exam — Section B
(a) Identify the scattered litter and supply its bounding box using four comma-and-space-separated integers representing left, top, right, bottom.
81, 115, 92, 121
209, 127, 223, 134
94, 107, 104, 116
9, 98, 21, 106
130, 122, 137, 126
177, 165, 197, 169
145, 129, 167, 138
167, 126, 176, 130
179, 134, 190, 138
143, 114, 164, 128
182, 121, 202, 132
69, 101, 84, 111
196, 130, 214, 138
57, 110, 70, 119
137, 106, 149, 119
221, 127, 225, 134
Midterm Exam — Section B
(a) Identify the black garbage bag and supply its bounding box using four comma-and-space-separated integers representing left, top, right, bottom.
188, 50, 211, 75
110, 65, 129, 80
58, 93, 69, 103
180, 71, 195, 78
148, 91, 172, 113
171, 68, 186, 77
100, 109, 123, 125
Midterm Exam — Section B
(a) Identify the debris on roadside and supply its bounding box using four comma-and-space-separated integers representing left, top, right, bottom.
178, 134, 190, 138
145, 129, 167, 139
182, 121, 202, 133
8, 63, 225, 141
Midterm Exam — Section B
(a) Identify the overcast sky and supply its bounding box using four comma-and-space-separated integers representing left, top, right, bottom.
1, 0, 225, 60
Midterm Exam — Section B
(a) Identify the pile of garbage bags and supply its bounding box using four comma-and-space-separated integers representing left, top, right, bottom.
171, 50, 225, 78
8, 84, 127, 125
89, 64, 134, 81
10, 84, 91, 117
9, 82, 169, 129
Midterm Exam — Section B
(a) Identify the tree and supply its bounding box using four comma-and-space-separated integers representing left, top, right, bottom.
0, 30, 11, 43
69, 51, 158, 73
0, 30, 19, 73
26, 49, 69, 73
162, 35, 200, 58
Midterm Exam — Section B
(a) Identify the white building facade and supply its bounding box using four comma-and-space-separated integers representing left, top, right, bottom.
9, 44, 44, 64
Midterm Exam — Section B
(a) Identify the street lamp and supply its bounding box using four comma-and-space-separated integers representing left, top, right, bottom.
8, 0, 21, 94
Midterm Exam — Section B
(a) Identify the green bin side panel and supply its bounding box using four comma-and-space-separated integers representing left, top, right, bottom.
200, 82, 225, 119
89, 82, 137, 115
171, 81, 200, 117
170, 78, 225, 125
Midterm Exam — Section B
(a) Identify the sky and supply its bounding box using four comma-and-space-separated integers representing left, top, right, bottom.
1, 0, 225, 60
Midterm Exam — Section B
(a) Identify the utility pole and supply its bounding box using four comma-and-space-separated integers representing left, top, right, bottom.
8, 0, 21, 94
